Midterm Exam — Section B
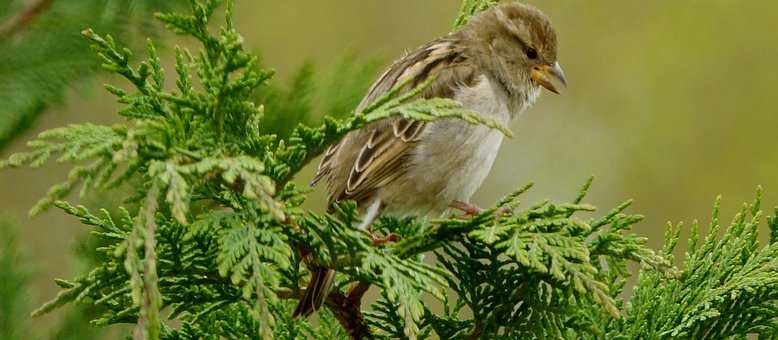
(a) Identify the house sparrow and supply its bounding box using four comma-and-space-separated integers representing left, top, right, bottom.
294, 2, 566, 318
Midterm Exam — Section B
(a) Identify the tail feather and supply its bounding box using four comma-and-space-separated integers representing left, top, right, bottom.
293, 267, 336, 318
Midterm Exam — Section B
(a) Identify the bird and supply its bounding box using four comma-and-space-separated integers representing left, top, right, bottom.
293, 2, 566, 318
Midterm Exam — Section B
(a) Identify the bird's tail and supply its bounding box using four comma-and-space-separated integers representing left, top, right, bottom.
293, 267, 336, 318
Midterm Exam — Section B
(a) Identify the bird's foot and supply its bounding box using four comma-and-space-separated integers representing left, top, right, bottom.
450, 200, 484, 218
371, 233, 400, 247
450, 200, 512, 218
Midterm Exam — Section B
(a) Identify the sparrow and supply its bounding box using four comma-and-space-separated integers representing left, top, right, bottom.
293, 2, 566, 318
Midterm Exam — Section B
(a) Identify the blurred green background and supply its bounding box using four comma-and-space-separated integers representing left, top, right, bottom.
1, 0, 777, 337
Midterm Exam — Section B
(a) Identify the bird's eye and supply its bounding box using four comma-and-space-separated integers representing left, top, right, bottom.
526, 48, 538, 59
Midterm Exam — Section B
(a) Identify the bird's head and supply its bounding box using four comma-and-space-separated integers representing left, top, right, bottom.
464, 3, 567, 96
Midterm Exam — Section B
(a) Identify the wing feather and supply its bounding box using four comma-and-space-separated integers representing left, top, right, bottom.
312, 34, 480, 207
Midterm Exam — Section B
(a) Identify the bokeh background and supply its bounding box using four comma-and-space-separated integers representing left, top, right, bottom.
1, 0, 777, 338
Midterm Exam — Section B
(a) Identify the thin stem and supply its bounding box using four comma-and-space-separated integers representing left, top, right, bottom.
0, 0, 55, 39
135, 184, 161, 340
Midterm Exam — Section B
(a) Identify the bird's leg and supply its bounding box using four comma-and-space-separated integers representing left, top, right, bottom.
356, 200, 401, 246
450, 200, 484, 218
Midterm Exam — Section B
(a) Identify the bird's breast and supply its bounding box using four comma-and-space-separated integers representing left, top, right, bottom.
383, 75, 517, 216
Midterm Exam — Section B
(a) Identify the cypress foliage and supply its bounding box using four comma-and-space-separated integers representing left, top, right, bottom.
0, 0, 184, 151
3, 1, 778, 339
0, 218, 31, 340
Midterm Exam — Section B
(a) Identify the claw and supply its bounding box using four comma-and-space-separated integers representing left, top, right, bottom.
450, 200, 512, 218
450, 200, 484, 218
371, 233, 400, 246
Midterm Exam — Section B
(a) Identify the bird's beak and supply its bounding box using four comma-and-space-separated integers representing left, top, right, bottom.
531, 62, 567, 94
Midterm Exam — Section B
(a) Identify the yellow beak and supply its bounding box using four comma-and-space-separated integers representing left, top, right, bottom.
531, 62, 567, 94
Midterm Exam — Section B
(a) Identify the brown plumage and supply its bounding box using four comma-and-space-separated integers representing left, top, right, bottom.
294, 2, 566, 318
312, 38, 478, 207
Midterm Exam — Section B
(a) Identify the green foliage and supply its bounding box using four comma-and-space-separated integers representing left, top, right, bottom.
4, 0, 778, 339
0, 217, 31, 340
611, 190, 778, 339
255, 54, 382, 139
454, 0, 499, 28
0, 216, 104, 340
0, 0, 185, 151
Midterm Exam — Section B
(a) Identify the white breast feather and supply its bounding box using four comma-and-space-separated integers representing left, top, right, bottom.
405, 75, 538, 213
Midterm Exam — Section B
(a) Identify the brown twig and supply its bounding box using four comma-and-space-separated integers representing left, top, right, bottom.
278, 286, 372, 339
0, 0, 55, 39
326, 290, 372, 339
346, 281, 371, 306
282, 211, 395, 338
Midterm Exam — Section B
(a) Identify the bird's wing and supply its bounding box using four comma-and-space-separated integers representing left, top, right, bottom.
312, 37, 480, 206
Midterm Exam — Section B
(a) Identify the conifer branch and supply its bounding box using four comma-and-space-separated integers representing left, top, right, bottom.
135, 184, 162, 340
4, 1, 778, 339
